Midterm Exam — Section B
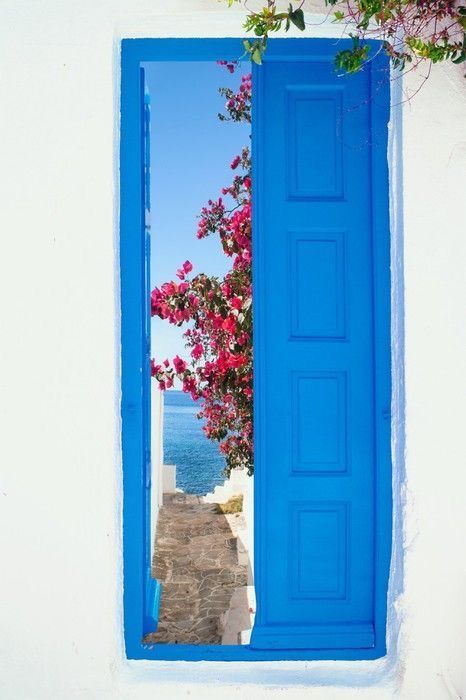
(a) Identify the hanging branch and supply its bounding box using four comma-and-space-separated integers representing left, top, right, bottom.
228, 0, 466, 77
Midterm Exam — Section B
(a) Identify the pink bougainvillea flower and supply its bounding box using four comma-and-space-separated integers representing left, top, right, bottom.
151, 360, 161, 377
173, 355, 187, 374
230, 155, 241, 170
161, 281, 178, 295
217, 59, 236, 74
183, 260, 193, 274
191, 343, 203, 361
182, 375, 197, 394
222, 316, 236, 334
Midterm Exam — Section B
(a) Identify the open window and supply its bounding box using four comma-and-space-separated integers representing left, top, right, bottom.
120, 38, 392, 661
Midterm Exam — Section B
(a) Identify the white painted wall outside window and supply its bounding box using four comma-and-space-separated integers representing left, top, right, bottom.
150, 384, 164, 544
0, 2, 465, 698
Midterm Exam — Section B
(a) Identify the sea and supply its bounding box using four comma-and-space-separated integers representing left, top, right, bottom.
163, 390, 227, 495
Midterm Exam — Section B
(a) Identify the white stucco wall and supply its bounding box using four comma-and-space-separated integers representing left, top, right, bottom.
151, 383, 164, 545
0, 2, 465, 698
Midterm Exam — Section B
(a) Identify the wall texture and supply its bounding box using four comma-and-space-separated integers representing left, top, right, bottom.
151, 384, 164, 545
0, 2, 465, 698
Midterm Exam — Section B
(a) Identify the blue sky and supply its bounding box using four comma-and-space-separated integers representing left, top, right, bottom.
144, 61, 250, 362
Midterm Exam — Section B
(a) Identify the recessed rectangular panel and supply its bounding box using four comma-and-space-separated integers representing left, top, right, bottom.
286, 86, 344, 200
290, 230, 346, 339
292, 372, 348, 473
291, 503, 348, 599
250, 44, 391, 657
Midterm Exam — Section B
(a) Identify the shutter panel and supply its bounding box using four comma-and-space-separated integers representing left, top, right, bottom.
141, 68, 161, 634
251, 40, 391, 655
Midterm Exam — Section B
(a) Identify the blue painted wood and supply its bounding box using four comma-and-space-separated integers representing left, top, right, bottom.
141, 69, 162, 634
251, 40, 391, 656
121, 38, 391, 662
145, 576, 162, 633
121, 45, 146, 661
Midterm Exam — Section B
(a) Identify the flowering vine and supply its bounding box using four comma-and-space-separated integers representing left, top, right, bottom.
229, 0, 466, 76
151, 69, 253, 477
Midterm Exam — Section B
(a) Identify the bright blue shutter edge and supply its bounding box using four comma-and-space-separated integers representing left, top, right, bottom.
250, 40, 392, 656
121, 46, 146, 659
141, 69, 162, 635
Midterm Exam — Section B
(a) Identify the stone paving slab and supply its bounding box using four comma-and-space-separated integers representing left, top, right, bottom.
144, 492, 248, 645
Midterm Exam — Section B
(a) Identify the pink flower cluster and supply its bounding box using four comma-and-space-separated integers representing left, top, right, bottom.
176, 260, 193, 280
216, 59, 237, 74
218, 71, 252, 125
224, 73, 251, 120
150, 67, 253, 476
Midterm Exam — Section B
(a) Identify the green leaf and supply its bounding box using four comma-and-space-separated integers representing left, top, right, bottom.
334, 10, 345, 20
289, 8, 305, 31
451, 32, 466, 63
451, 51, 466, 64
252, 47, 262, 64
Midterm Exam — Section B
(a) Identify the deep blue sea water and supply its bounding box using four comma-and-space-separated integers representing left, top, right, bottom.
163, 390, 226, 495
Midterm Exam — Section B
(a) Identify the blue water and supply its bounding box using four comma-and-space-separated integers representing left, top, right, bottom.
163, 390, 226, 495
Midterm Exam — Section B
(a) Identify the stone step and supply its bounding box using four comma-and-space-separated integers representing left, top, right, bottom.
144, 491, 249, 646
203, 468, 248, 504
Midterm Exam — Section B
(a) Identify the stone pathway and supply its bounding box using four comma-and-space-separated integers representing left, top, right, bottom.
144, 492, 248, 645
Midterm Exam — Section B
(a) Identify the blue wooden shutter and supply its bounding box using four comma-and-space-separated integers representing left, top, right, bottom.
251, 40, 391, 656
141, 68, 161, 634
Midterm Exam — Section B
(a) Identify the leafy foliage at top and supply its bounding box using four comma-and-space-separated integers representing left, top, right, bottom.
229, 0, 466, 75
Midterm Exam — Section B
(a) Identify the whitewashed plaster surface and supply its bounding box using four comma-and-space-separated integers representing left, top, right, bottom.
0, 2, 465, 698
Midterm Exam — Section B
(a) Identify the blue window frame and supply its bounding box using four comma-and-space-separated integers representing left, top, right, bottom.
120, 37, 392, 662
